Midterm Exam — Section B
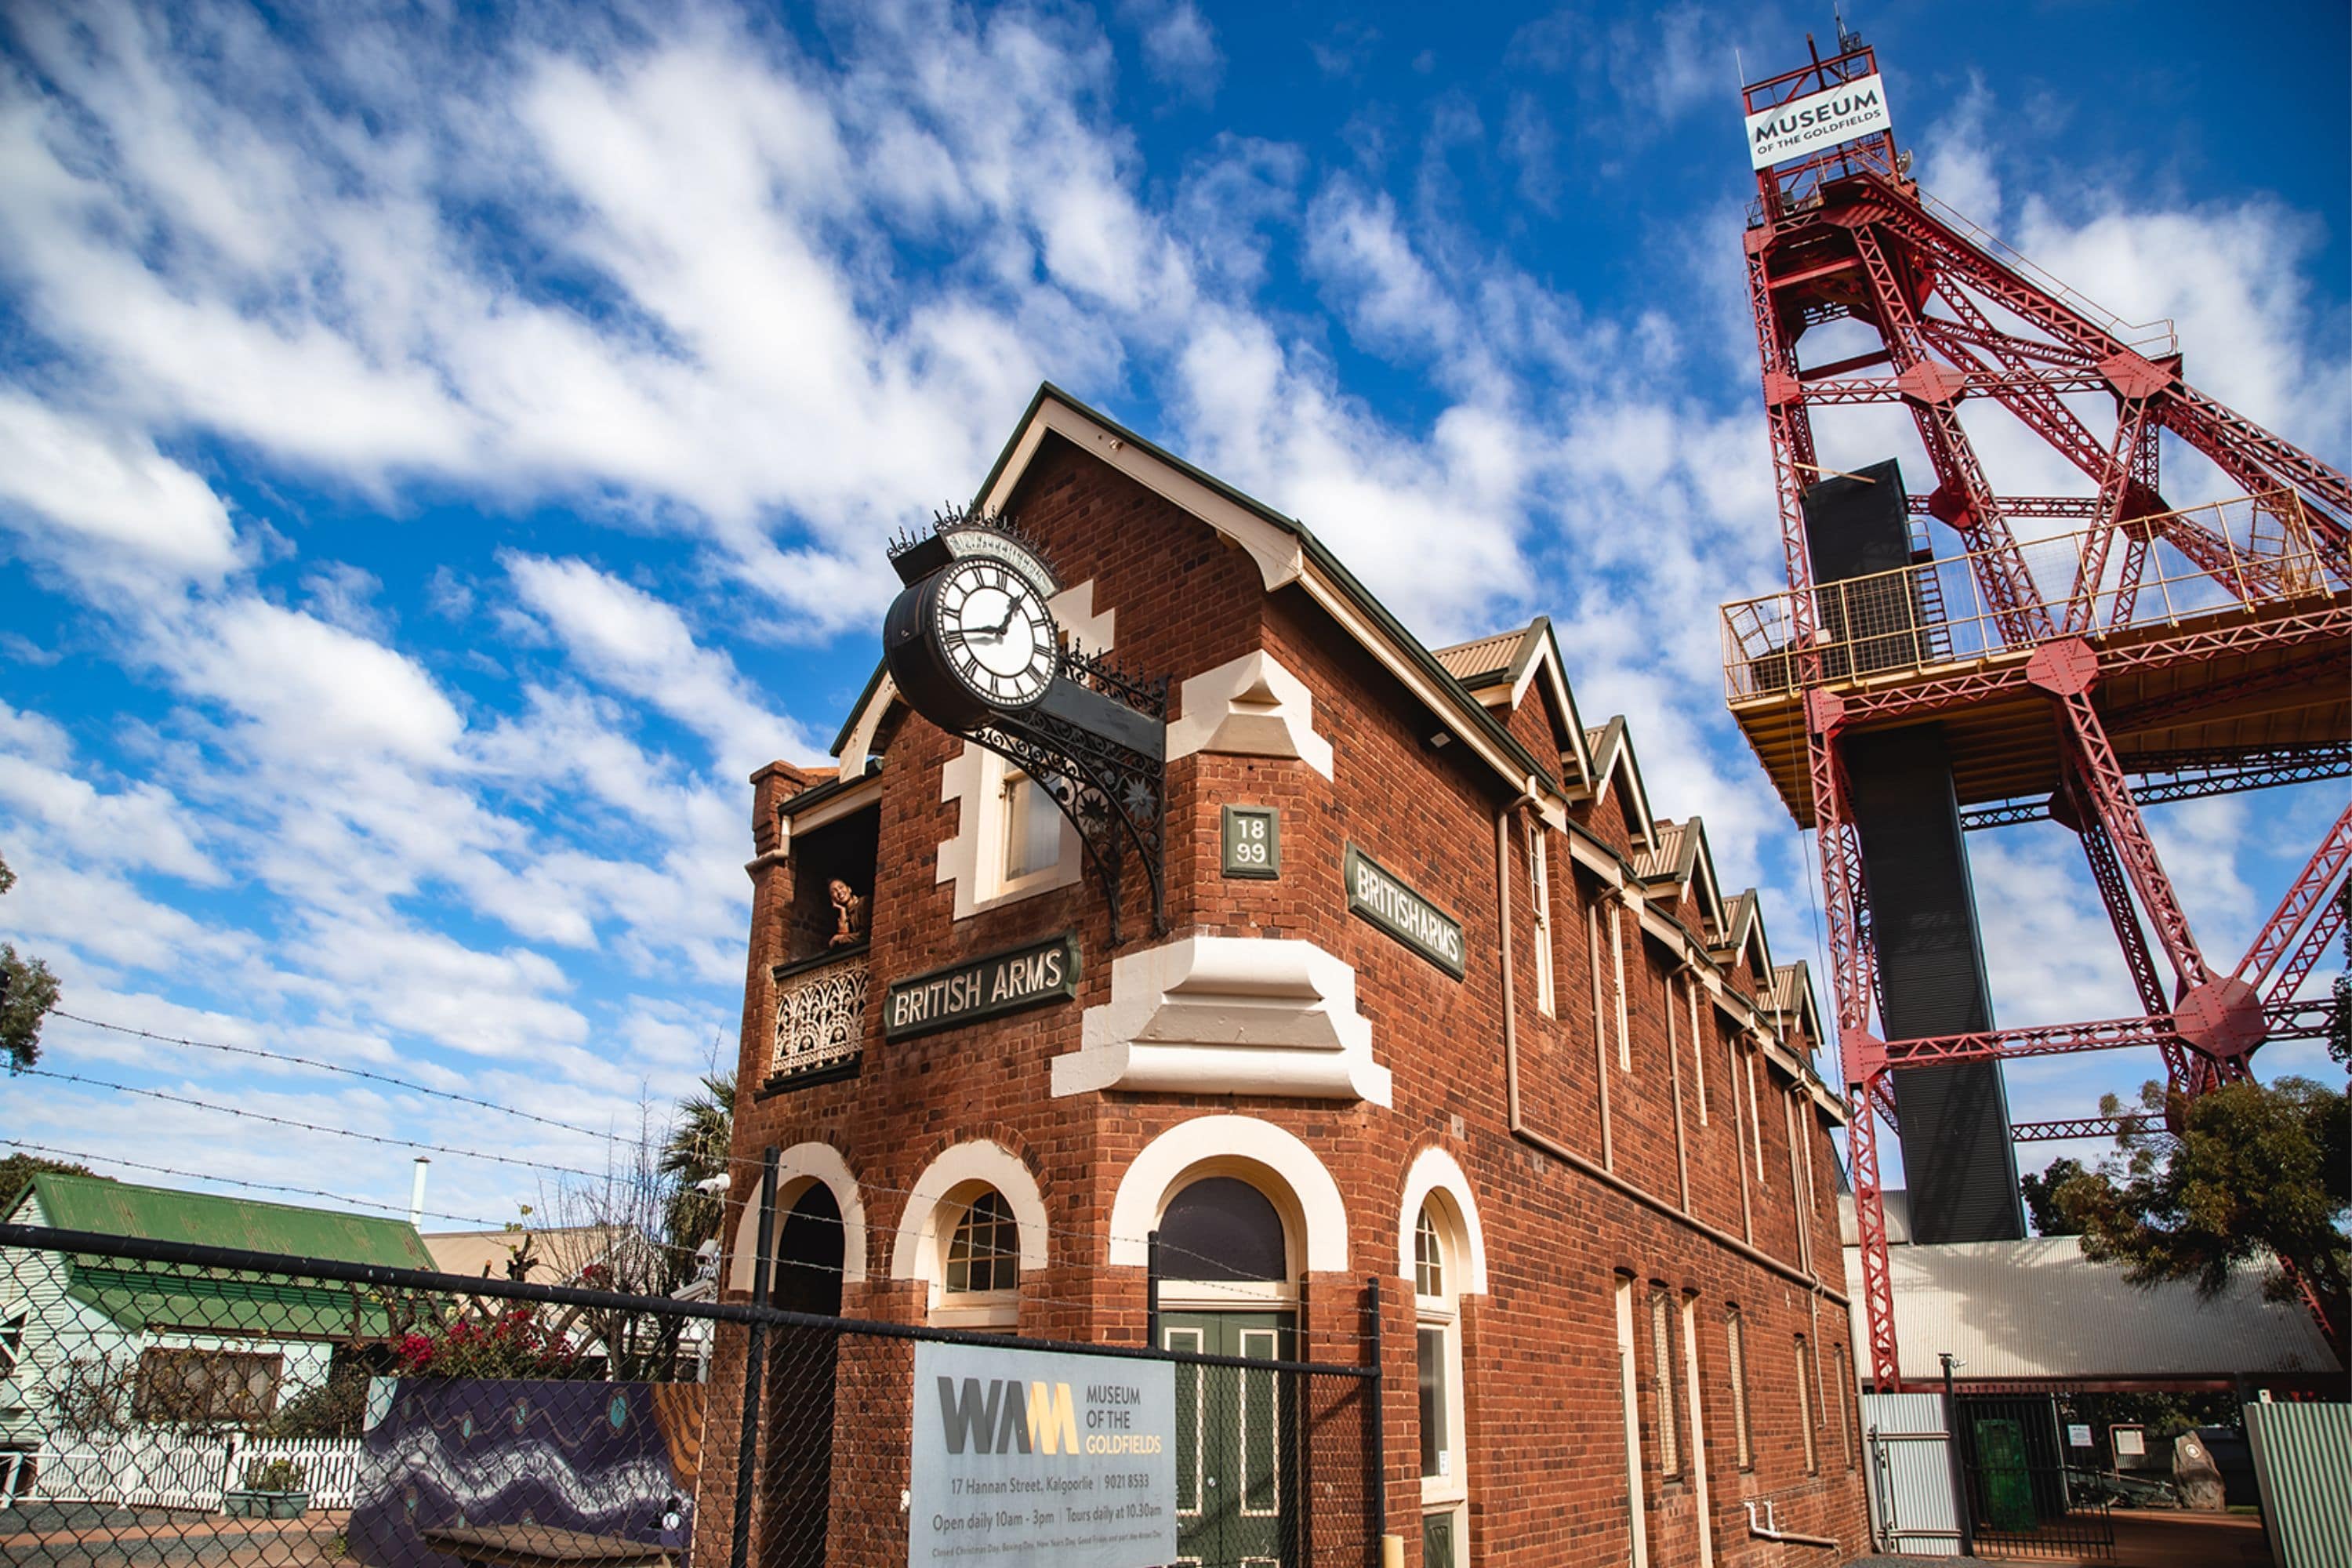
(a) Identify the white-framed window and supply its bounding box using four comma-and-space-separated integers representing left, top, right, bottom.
1613, 1276, 1651, 1568
934, 1184, 1022, 1330
1679, 1293, 1716, 1568
1530, 829, 1555, 1017
1725, 1305, 1753, 1471
1832, 1342, 1855, 1469
1795, 1334, 1819, 1474
1647, 1284, 1679, 1479
1686, 978, 1708, 1124
0, 1301, 27, 1380
1000, 771, 1064, 885
1610, 898, 1632, 1070
936, 746, 1082, 919
1415, 1200, 1469, 1559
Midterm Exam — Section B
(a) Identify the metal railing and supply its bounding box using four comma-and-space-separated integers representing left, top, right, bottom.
1913, 189, 2179, 358
770, 948, 868, 1083
1723, 491, 2340, 701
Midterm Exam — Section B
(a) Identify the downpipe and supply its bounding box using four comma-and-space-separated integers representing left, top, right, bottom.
1492, 793, 1848, 1304
1744, 1500, 1839, 1552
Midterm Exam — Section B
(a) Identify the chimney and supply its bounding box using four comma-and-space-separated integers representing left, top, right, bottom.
408, 1157, 430, 1228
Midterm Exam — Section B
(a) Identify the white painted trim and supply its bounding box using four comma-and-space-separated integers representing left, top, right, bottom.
1397, 1147, 1489, 1296
887, 1140, 1051, 1315
1054, 935, 1391, 1105
835, 672, 898, 766
1165, 650, 1334, 779
985, 399, 1307, 592
1105, 1115, 1348, 1274
724, 1142, 869, 1293
787, 774, 881, 832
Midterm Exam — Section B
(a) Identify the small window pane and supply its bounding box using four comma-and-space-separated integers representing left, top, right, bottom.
1417, 1327, 1449, 1478
1004, 774, 1062, 880
1414, 1206, 1443, 1298
946, 1189, 1020, 1294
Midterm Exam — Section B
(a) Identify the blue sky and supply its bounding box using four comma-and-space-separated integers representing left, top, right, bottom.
1, 0, 2345, 1229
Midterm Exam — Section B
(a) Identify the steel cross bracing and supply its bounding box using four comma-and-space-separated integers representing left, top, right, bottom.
1736, 32, 2352, 1392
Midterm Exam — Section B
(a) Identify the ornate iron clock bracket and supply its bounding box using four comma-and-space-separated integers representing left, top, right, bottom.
969, 643, 1168, 946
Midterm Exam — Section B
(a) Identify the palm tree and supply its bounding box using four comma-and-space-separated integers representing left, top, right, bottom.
659, 1072, 735, 1271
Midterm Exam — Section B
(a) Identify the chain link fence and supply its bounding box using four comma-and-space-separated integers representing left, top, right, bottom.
1, 1224, 1380, 1568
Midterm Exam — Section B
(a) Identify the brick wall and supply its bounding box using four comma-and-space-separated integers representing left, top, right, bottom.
714, 429, 1867, 1566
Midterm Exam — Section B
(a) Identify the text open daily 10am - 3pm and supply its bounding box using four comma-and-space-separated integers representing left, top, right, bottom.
884, 932, 1083, 1041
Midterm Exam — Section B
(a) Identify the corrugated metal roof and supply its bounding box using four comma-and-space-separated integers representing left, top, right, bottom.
1841, 1235, 2343, 1382
1430, 625, 1531, 684
24, 1173, 436, 1338
1632, 820, 1687, 880
29, 1173, 436, 1269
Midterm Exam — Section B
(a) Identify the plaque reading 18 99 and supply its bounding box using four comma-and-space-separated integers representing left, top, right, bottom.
1220, 805, 1280, 880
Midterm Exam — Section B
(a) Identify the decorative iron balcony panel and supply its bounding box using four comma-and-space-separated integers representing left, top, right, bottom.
771, 950, 869, 1085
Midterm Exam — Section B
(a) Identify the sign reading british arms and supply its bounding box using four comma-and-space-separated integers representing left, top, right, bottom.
884, 933, 1081, 1041
1744, 71, 1892, 169
909, 1341, 1178, 1568
1343, 843, 1465, 979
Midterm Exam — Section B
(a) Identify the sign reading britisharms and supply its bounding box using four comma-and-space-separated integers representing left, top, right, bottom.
885, 933, 1080, 1041
1744, 72, 1892, 170
908, 1341, 1177, 1568
1344, 843, 1466, 978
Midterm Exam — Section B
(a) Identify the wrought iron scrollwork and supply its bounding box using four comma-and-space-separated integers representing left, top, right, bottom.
971, 642, 1169, 945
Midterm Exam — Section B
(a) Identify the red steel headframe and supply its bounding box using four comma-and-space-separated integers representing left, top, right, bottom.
1738, 33, 2351, 1391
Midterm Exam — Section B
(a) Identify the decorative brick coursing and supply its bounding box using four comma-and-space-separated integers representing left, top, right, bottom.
710, 432, 1865, 1566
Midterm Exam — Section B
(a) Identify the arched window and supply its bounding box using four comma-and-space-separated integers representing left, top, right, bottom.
1414, 1198, 1469, 1568
946, 1189, 1021, 1295
1160, 1176, 1287, 1284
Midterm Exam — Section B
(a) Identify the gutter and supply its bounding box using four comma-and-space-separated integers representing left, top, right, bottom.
1494, 793, 1847, 1305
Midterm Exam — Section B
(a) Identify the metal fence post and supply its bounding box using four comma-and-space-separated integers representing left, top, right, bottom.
730, 1147, 779, 1568
1145, 1229, 1161, 1349
1365, 1274, 1387, 1542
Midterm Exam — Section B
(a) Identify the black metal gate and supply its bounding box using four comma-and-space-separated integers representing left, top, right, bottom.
1954, 1393, 2115, 1561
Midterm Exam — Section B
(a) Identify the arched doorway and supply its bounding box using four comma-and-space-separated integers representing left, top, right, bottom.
761, 1181, 843, 1566
1156, 1174, 1297, 1566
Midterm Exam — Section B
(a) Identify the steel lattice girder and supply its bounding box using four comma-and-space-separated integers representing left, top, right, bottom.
2234, 802, 2352, 988
2010, 1114, 2150, 1142
1960, 742, 2352, 829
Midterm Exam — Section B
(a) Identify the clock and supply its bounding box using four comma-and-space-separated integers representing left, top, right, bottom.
884, 554, 1061, 731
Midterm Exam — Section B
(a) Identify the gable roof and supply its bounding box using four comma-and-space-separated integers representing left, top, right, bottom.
1766, 960, 1825, 1045
1631, 815, 1729, 934
1580, 717, 1657, 849
834, 384, 1570, 821
1711, 887, 1775, 979
423, 1225, 633, 1283
13, 1173, 437, 1339
1431, 616, 1592, 786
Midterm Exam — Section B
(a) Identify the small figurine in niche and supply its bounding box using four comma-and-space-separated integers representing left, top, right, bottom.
826, 878, 867, 948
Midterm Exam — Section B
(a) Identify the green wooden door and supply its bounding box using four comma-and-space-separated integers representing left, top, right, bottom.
1161, 1312, 1293, 1566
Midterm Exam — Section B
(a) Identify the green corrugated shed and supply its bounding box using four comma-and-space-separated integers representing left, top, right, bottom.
2246, 1401, 2352, 1568
14, 1172, 437, 1341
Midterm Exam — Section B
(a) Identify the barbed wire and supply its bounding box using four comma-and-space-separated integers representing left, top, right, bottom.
20, 1056, 1382, 1323
1, 1137, 510, 1232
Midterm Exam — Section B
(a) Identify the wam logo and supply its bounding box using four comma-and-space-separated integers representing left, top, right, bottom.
935, 1377, 1081, 1457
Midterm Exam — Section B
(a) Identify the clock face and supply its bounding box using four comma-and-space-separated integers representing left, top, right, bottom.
932, 557, 1058, 709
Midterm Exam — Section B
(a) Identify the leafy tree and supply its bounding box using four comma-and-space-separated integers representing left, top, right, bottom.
1, 853, 62, 1074
2020, 1157, 2088, 1236
0, 1152, 106, 1212
659, 1071, 735, 1263
2055, 1076, 2349, 1359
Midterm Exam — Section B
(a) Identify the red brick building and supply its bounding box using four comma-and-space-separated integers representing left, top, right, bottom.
705, 386, 1867, 1566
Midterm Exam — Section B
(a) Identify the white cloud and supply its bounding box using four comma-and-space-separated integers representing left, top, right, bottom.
1123, 0, 1223, 100
0, 390, 238, 585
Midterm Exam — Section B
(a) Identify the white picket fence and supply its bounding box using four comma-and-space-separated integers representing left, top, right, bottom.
21, 1431, 365, 1511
